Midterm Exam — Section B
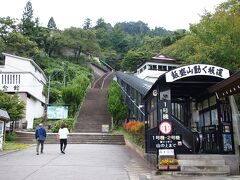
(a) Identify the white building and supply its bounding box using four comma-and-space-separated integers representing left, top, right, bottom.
136, 54, 180, 83
0, 53, 47, 129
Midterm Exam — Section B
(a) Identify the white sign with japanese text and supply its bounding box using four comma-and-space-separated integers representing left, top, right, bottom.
159, 149, 174, 156
166, 64, 230, 82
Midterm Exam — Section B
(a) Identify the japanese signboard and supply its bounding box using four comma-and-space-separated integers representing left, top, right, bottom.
166, 64, 230, 82
152, 135, 182, 149
159, 149, 174, 156
47, 106, 68, 119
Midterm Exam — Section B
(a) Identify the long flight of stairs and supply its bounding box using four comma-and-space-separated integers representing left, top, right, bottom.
73, 72, 113, 133
15, 66, 125, 145
73, 88, 111, 133
71, 71, 125, 145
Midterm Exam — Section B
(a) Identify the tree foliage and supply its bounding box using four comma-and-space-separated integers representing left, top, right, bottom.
162, 0, 240, 71
107, 81, 128, 128
121, 50, 149, 71
62, 75, 91, 117
0, 91, 25, 121
47, 17, 57, 30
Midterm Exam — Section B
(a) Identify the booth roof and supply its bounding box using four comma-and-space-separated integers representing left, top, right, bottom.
0, 109, 10, 121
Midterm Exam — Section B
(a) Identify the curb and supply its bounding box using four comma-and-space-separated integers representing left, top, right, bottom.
124, 138, 145, 159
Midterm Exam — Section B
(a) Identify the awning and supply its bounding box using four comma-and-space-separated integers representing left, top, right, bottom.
208, 71, 240, 98
0, 109, 10, 122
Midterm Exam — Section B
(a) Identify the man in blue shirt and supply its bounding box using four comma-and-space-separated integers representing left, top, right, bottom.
35, 123, 47, 155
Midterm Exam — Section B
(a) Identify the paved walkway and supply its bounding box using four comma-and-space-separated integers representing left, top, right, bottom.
0, 144, 240, 180
0, 144, 152, 180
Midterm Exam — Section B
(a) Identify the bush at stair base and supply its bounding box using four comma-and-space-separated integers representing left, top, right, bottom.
107, 81, 128, 128
50, 119, 75, 133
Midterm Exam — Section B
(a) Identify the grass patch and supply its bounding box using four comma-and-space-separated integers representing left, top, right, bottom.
112, 127, 144, 150
3, 142, 31, 152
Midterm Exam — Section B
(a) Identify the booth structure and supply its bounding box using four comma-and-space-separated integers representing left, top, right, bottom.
116, 63, 240, 174
0, 109, 10, 151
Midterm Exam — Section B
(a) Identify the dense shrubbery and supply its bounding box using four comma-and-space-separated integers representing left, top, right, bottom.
107, 81, 128, 128
62, 75, 91, 117
50, 118, 74, 133
5, 132, 16, 142
33, 118, 74, 133
123, 121, 144, 147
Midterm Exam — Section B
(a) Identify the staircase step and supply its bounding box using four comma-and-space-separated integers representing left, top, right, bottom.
179, 159, 226, 166
172, 171, 229, 176
180, 165, 230, 172
176, 154, 230, 176
15, 132, 125, 145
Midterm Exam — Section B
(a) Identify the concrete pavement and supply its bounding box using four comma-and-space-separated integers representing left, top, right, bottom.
0, 144, 152, 180
0, 144, 240, 180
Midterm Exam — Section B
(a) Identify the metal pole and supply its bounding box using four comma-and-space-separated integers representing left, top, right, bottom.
47, 75, 51, 104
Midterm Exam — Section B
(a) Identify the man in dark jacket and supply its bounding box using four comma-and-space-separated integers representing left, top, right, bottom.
35, 123, 47, 155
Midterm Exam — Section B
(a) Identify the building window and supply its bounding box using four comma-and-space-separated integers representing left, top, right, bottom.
198, 96, 218, 129
158, 65, 167, 71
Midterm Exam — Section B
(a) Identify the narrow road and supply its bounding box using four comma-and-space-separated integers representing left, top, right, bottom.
0, 144, 152, 180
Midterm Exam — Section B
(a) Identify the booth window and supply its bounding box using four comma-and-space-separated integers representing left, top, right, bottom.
198, 95, 218, 129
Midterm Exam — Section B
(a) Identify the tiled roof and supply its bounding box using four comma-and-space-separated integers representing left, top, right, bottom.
116, 71, 153, 95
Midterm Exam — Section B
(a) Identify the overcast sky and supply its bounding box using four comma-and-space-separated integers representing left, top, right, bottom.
0, 0, 226, 31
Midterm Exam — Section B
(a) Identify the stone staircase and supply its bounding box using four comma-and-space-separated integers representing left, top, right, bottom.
73, 88, 111, 133
15, 131, 125, 145
174, 154, 230, 176
15, 69, 124, 145
73, 72, 113, 133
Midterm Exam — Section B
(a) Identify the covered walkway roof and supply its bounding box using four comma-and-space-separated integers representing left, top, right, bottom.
116, 72, 153, 95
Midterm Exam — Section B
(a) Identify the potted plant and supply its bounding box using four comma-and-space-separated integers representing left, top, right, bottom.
168, 159, 180, 171
158, 159, 169, 171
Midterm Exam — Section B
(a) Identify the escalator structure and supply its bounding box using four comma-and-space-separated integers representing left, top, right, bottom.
171, 115, 200, 154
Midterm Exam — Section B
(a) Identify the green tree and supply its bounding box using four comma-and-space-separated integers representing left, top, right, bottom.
0, 17, 18, 43
45, 30, 61, 57
62, 75, 90, 117
95, 18, 108, 29
111, 26, 130, 53
0, 91, 25, 121
121, 50, 149, 71
60, 27, 100, 62
47, 17, 57, 30
83, 18, 92, 29
107, 81, 128, 128
3, 31, 40, 57
115, 21, 150, 36
20, 1, 35, 37
162, 0, 240, 71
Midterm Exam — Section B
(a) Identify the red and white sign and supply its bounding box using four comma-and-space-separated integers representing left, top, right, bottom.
159, 121, 172, 135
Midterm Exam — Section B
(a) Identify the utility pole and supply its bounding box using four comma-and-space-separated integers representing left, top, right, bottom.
47, 75, 51, 104
63, 62, 67, 87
